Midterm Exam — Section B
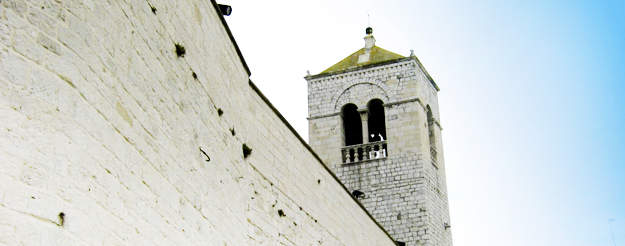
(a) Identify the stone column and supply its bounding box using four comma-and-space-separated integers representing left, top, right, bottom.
358, 108, 369, 144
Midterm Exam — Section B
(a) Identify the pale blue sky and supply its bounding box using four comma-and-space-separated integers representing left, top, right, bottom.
225, 0, 625, 245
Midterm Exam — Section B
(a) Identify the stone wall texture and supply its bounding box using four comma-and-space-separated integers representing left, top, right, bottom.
306, 57, 453, 246
0, 0, 397, 245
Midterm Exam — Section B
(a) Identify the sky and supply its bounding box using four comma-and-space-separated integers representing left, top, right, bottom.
223, 0, 625, 245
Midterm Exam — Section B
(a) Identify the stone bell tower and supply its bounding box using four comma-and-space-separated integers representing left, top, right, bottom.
305, 28, 453, 246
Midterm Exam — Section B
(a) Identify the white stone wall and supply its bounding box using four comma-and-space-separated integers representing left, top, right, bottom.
336, 155, 452, 246
306, 56, 453, 245
0, 0, 397, 245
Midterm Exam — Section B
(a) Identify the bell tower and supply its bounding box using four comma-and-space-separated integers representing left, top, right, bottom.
306, 28, 453, 246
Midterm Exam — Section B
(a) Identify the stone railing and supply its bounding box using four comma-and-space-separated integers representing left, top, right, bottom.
342, 141, 387, 164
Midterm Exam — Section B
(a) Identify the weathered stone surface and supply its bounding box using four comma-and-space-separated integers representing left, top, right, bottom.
0, 1, 395, 245
306, 40, 453, 246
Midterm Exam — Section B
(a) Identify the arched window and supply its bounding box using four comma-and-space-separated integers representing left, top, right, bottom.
340, 101, 388, 163
342, 104, 363, 146
367, 99, 386, 142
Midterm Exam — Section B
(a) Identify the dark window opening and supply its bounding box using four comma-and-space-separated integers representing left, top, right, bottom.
427, 106, 435, 148
427, 106, 437, 165
342, 104, 362, 146
367, 99, 386, 142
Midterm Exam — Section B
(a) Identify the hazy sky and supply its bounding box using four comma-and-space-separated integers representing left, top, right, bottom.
224, 0, 625, 245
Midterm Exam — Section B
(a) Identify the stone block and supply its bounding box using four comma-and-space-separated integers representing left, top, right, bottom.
2, 0, 27, 17
0, 20, 11, 47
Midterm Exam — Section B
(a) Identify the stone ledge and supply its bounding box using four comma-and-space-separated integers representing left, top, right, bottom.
341, 157, 388, 166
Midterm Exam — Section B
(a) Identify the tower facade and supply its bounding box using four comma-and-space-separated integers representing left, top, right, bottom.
306, 28, 453, 246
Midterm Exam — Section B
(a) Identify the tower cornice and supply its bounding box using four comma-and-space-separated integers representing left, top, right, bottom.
306, 56, 439, 92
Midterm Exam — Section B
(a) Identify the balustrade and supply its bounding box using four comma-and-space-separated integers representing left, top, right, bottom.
341, 141, 387, 163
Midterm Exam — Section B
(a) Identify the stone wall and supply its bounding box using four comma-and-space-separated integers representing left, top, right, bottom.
337, 155, 452, 246
0, 0, 397, 245
333, 100, 452, 246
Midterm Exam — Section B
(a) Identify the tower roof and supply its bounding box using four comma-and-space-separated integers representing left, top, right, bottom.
320, 46, 405, 74
317, 27, 405, 75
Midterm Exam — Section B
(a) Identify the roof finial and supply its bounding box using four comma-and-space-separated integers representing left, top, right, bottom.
410, 49, 415, 57
364, 27, 375, 50
360, 25, 376, 63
